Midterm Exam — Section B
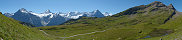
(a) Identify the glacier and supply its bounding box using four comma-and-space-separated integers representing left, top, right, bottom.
4, 8, 112, 27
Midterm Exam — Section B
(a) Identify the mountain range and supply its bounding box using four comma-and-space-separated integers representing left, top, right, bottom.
4, 9, 112, 27
1, 1, 182, 40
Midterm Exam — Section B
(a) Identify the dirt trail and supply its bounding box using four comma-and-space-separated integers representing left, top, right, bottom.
40, 29, 110, 39
40, 30, 49, 35
60, 30, 106, 38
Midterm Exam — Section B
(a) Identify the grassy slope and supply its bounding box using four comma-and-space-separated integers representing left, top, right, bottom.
141, 14, 182, 40
64, 7, 175, 40
36, 2, 178, 40
0, 12, 53, 40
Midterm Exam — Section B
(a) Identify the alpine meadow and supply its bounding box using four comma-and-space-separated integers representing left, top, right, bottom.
1, 0, 182, 40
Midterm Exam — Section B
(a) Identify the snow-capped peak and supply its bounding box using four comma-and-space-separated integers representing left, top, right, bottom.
85, 9, 104, 17
94, 9, 100, 13
103, 12, 112, 16
19, 8, 28, 13
75, 11, 79, 13
5, 8, 110, 27
4, 13, 14, 17
44, 9, 52, 13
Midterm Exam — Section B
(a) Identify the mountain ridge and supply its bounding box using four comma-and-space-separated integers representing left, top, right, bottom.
112, 1, 176, 17
2, 1, 182, 40
4, 9, 112, 27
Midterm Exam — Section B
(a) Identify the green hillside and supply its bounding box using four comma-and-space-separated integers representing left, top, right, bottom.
0, 12, 54, 40
1, 1, 181, 40
37, 1, 182, 40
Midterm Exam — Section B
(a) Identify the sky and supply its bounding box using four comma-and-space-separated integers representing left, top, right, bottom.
0, 0, 181, 14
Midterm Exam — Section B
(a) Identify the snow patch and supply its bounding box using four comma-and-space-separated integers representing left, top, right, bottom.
41, 20, 50, 26
4, 8, 109, 27
49, 14, 54, 18
69, 14, 83, 19
30, 12, 52, 18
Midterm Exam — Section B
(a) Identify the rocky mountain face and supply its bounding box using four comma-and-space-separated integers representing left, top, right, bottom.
86, 10, 105, 17
4, 9, 112, 27
12, 8, 43, 27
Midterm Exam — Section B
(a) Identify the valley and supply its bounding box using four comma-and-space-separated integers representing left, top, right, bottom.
1, 1, 182, 40
36, 1, 182, 40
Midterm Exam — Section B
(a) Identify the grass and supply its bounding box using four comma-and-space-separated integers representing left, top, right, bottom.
36, 4, 177, 40
141, 15, 182, 40
0, 12, 54, 40
1, 1, 181, 40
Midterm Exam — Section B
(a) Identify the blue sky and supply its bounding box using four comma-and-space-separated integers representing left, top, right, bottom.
0, 0, 181, 14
